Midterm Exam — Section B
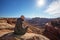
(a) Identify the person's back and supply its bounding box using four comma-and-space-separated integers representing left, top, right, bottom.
14, 15, 28, 35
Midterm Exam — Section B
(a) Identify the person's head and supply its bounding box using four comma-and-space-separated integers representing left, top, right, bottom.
20, 15, 25, 20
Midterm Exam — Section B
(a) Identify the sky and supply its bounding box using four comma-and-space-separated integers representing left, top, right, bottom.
0, 0, 60, 18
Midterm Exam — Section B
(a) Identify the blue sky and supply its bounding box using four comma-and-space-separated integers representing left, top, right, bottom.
0, 0, 60, 18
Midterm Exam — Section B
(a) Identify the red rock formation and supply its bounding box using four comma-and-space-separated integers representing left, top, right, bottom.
43, 20, 60, 40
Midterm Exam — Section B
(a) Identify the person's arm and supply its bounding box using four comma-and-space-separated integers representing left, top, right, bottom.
22, 21, 29, 29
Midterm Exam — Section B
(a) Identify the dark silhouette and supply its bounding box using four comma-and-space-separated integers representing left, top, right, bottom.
14, 15, 28, 35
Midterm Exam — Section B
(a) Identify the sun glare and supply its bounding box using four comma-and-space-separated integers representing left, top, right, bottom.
36, 0, 45, 7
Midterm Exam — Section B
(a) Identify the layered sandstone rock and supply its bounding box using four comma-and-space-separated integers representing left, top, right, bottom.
0, 33, 50, 40
43, 20, 60, 40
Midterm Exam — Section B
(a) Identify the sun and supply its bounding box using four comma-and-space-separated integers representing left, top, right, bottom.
36, 0, 45, 7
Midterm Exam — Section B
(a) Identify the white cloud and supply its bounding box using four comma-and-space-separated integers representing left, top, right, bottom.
44, 0, 60, 17
36, 0, 46, 7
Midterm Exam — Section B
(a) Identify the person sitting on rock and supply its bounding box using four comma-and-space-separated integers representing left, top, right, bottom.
14, 15, 28, 35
